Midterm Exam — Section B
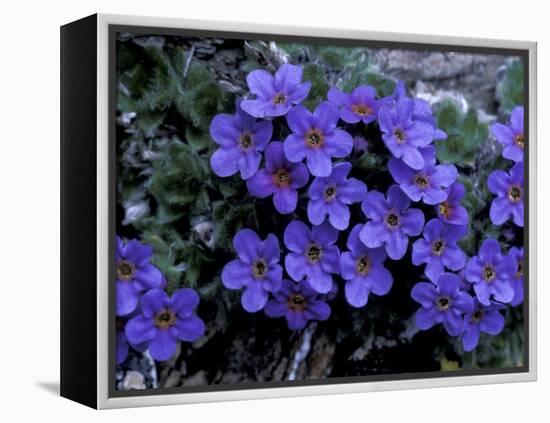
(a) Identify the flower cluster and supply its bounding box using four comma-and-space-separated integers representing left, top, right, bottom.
211, 63, 524, 352
116, 236, 206, 363
410, 106, 526, 351
489, 106, 525, 227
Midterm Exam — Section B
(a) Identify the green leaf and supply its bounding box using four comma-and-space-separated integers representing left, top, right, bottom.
497, 59, 524, 113
435, 100, 489, 167
302, 63, 329, 109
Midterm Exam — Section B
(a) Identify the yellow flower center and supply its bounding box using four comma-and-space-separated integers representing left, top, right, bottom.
307, 244, 322, 263
394, 128, 406, 144
356, 256, 371, 276
117, 260, 135, 281
508, 185, 522, 203
288, 293, 307, 312
352, 103, 372, 116
273, 92, 287, 105
252, 259, 267, 279
305, 128, 325, 148
273, 169, 290, 188
154, 309, 177, 329
515, 133, 524, 148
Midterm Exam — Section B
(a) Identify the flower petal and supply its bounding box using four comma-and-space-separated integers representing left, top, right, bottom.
125, 315, 156, 345
149, 329, 178, 361
172, 314, 205, 342
210, 147, 241, 177
241, 285, 269, 312
221, 259, 252, 289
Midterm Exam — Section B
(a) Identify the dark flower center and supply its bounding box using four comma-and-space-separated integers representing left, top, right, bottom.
352, 103, 372, 116
386, 213, 399, 228
436, 296, 452, 311
432, 239, 445, 255
483, 265, 496, 282
472, 309, 484, 322
273, 92, 287, 105
356, 256, 371, 276
508, 185, 522, 203
515, 133, 525, 148
438, 202, 451, 219
273, 168, 290, 188
252, 259, 267, 279
239, 132, 253, 149
154, 309, 177, 329
415, 174, 429, 189
117, 260, 135, 281
288, 293, 307, 312
324, 185, 337, 201
516, 260, 524, 279
305, 128, 325, 148
307, 244, 322, 263
394, 128, 406, 144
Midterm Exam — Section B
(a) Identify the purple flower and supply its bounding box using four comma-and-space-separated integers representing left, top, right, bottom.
327, 85, 381, 124
307, 162, 368, 230
488, 162, 524, 227
378, 98, 436, 170
391, 80, 447, 141
240, 64, 311, 118
209, 101, 273, 180
221, 229, 282, 312
341, 224, 393, 307
465, 239, 516, 305
125, 288, 206, 362
284, 220, 340, 294
246, 141, 309, 214
389, 146, 457, 205
284, 101, 353, 177
411, 273, 474, 336
412, 219, 468, 282
360, 185, 425, 260
434, 182, 469, 226
491, 106, 524, 163
461, 299, 505, 352
116, 236, 165, 316
116, 313, 147, 365
264, 280, 331, 330
507, 247, 524, 306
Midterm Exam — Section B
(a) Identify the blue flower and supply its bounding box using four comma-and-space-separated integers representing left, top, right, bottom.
116, 236, 165, 316
378, 97, 436, 169
461, 299, 505, 352
465, 239, 516, 305
341, 224, 393, 308
434, 182, 469, 226
389, 146, 457, 204
307, 162, 368, 230
327, 85, 382, 124
491, 106, 524, 163
210, 101, 273, 179
507, 247, 524, 306
221, 229, 283, 312
412, 219, 467, 282
284, 101, 353, 177
125, 288, 206, 362
241, 64, 311, 118
360, 185, 425, 260
264, 280, 331, 330
246, 141, 309, 214
488, 162, 524, 227
284, 220, 340, 294
411, 273, 474, 336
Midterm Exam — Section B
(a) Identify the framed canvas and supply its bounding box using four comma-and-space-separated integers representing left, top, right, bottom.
60, 14, 537, 409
